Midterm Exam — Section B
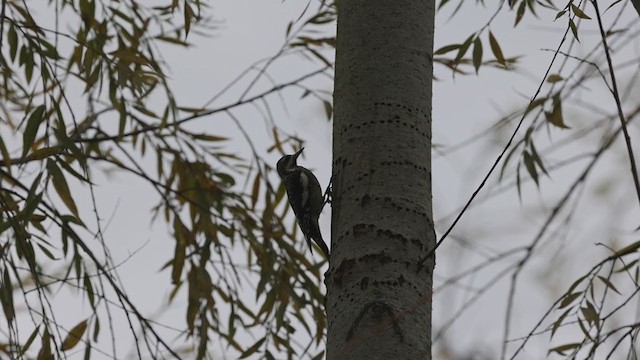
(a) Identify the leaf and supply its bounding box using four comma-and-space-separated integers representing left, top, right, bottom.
22, 105, 46, 158
184, 3, 194, 38
454, 34, 475, 65
559, 292, 582, 309
172, 220, 187, 285
529, 142, 549, 176
0, 269, 15, 324
23, 172, 44, 220
597, 275, 621, 294
47, 159, 79, 217
555, 10, 566, 20
523, 151, 539, 186
0, 135, 12, 170
569, 18, 579, 42
615, 259, 638, 273
581, 301, 599, 325
571, 3, 591, 19
546, 94, 570, 129
251, 173, 261, 209
548, 342, 581, 355
84, 273, 95, 309
434, 44, 460, 55
192, 134, 228, 142
93, 317, 100, 342
516, 163, 522, 201
566, 275, 587, 295
8, 25, 18, 61
488, 31, 506, 66
524, 97, 547, 116
37, 329, 52, 360
61, 320, 88, 350
632, 0, 640, 18
18, 325, 39, 356
240, 337, 266, 359
551, 308, 571, 338
155, 36, 190, 46
577, 317, 593, 340
515, 1, 526, 26
323, 100, 333, 120
472, 37, 483, 73
614, 239, 640, 257
546, 74, 563, 83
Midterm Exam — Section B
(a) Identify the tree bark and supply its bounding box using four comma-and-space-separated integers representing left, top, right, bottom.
326, 0, 436, 358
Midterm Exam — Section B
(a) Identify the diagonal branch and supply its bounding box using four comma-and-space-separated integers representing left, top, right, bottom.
591, 0, 640, 209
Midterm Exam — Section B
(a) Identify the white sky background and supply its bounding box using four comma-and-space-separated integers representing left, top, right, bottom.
4, 0, 640, 359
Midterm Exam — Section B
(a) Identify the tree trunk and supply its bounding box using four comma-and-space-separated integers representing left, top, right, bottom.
326, 0, 436, 358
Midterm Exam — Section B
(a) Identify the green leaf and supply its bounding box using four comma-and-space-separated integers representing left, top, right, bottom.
566, 275, 586, 295
155, 36, 190, 46
551, 308, 571, 338
529, 142, 549, 176
597, 275, 621, 294
515, 1, 526, 26
323, 100, 333, 120
240, 337, 266, 359
61, 320, 88, 350
546, 74, 563, 83
488, 31, 506, 66
454, 34, 475, 65
523, 151, 539, 186
251, 173, 261, 209
0, 135, 12, 170
18, 325, 39, 356
434, 44, 460, 55
93, 317, 100, 342
8, 25, 18, 61
524, 97, 547, 116
46, 159, 79, 217
184, 3, 194, 38
84, 273, 95, 309
548, 342, 581, 355
192, 134, 228, 142
546, 94, 570, 129
172, 219, 187, 285
23, 172, 44, 221
0, 269, 15, 324
614, 239, 640, 257
472, 37, 483, 73
631, 0, 640, 18
614, 259, 638, 272
581, 301, 599, 325
37, 329, 52, 360
571, 3, 591, 19
559, 292, 581, 309
22, 105, 46, 158
569, 18, 579, 42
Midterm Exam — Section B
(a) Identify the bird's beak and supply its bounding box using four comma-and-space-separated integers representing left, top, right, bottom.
293, 147, 304, 160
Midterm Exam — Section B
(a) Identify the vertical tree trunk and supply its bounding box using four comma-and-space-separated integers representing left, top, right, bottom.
326, 0, 436, 358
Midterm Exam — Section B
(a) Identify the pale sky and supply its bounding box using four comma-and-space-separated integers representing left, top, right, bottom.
5, 1, 640, 359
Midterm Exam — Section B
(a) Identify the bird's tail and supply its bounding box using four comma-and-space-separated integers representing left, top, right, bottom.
308, 222, 330, 259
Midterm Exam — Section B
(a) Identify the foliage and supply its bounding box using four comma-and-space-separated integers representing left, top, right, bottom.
0, 0, 335, 358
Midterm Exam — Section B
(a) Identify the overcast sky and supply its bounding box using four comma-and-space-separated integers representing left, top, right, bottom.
6, 1, 640, 359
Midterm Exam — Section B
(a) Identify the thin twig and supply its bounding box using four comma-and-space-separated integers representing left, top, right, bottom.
591, 0, 640, 209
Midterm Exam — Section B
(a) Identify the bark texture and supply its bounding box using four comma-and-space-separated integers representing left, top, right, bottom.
326, 0, 436, 358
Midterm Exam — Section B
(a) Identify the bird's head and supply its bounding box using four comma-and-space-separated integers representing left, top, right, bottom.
276, 148, 304, 178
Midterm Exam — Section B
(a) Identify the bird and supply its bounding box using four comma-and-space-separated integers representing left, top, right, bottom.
276, 148, 330, 258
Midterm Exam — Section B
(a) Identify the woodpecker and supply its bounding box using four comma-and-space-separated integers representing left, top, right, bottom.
276, 148, 330, 258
